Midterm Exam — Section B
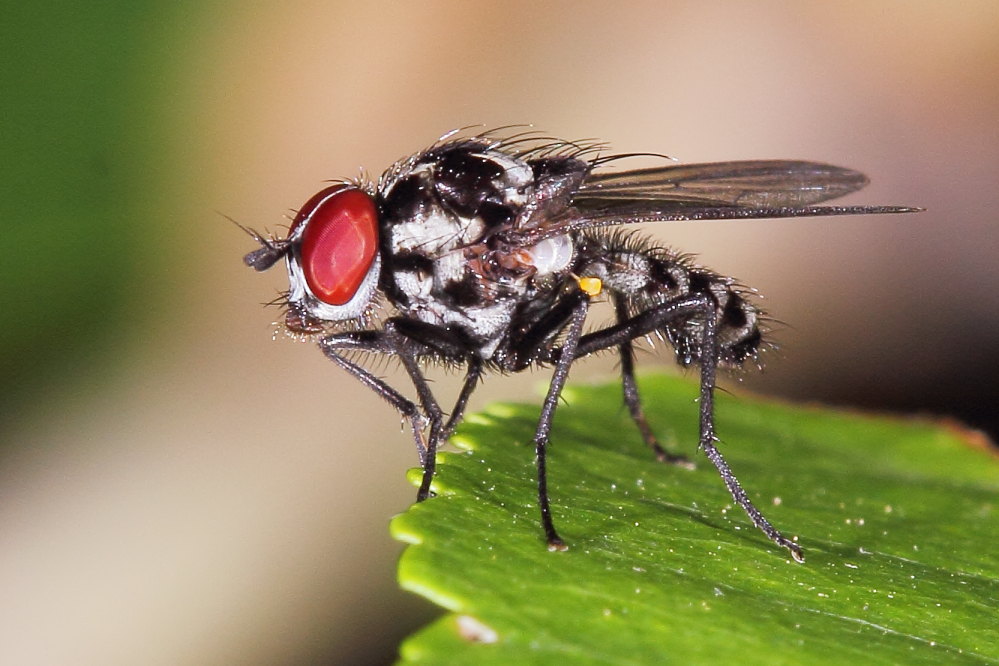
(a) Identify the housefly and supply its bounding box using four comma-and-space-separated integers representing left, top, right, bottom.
243, 128, 919, 562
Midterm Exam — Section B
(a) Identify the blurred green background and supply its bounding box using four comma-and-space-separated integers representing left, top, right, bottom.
2, 2, 997, 664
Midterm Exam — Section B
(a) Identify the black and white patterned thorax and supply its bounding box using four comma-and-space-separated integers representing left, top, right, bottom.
376, 139, 583, 360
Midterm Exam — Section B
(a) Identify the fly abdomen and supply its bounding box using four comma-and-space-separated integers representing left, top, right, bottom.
576, 231, 765, 367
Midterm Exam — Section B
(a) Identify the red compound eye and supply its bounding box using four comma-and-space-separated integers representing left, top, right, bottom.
291, 185, 379, 306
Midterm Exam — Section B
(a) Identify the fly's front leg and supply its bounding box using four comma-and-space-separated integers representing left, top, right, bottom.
407, 358, 483, 501
442, 359, 484, 440
319, 332, 430, 466
572, 293, 804, 562
380, 319, 489, 501
382, 322, 448, 502
395, 359, 487, 502
613, 293, 693, 468
322, 326, 480, 504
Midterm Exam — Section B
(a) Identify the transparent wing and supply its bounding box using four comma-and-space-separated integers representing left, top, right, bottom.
577, 160, 870, 208
504, 159, 921, 244
511, 203, 922, 245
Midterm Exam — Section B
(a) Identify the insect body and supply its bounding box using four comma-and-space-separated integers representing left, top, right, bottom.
244, 130, 918, 562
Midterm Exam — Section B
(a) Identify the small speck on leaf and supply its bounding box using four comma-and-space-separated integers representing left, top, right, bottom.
456, 615, 499, 644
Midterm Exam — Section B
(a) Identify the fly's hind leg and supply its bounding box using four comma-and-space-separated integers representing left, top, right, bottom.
613, 293, 694, 469
574, 292, 804, 562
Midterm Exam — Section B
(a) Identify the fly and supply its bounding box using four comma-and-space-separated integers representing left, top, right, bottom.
243, 128, 920, 562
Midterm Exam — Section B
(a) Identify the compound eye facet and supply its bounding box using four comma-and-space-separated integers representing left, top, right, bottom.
292, 185, 379, 306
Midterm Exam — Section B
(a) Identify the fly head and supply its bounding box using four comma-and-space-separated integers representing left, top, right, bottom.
243, 183, 382, 334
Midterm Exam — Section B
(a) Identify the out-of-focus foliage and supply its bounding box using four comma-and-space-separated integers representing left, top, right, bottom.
0, 5, 168, 423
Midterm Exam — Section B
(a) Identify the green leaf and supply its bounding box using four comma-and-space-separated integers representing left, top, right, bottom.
391, 374, 999, 664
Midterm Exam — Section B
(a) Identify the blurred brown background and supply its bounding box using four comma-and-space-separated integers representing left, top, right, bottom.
2, 2, 997, 664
